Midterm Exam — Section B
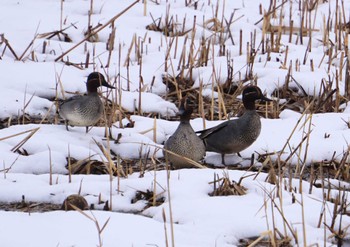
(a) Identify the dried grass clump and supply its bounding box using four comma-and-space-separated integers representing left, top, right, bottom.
0, 195, 61, 212
238, 232, 292, 247
146, 9, 189, 37
66, 157, 112, 175
131, 189, 165, 209
272, 85, 346, 115
162, 74, 195, 94
209, 173, 247, 197
312, 161, 350, 186
37, 28, 73, 43
146, 22, 183, 37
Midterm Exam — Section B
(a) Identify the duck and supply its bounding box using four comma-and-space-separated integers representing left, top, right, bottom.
59, 72, 115, 133
163, 97, 206, 169
197, 86, 272, 165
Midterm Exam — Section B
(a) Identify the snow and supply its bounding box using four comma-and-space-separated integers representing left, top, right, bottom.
0, 0, 350, 246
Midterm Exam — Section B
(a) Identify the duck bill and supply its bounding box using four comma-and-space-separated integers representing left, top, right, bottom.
260, 95, 272, 103
177, 108, 185, 116
102, 80, 115, 89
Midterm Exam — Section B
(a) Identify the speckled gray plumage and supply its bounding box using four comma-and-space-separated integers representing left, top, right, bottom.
59, 72, 114, 132
59, 93, 104, 127
198, 86, 271, 165
164, 99, 205, 169
199, 110, 261, 154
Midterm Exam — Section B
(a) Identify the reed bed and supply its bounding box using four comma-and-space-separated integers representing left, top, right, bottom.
1, 0, 350, 246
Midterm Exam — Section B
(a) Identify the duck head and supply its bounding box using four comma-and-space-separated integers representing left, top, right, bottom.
178, 97, 193, 123
86, 72, 115, 93
242, 86, 272, 110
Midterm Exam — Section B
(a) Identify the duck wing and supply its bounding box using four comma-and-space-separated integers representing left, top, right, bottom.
60, 95, 84, 105
196, 121, 230, 139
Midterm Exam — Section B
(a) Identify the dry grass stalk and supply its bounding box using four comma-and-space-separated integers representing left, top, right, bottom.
138, 55, 143, 115
131, 188, 165, 209
163, 156, 175, 247
0, 34, 19, 60
275, 100, 315, 166
73, 207, 111, 247
153, 117, 157, 143
323, 186, 349, 245
19, 37, 37, 61
296, 111, 313, 177
0, 127, 40, 153
48, 146, 53, 185
55, 0, 140, 62
238, 230, 291, 247
93, 138, 125, 177
60, 0, 64, 30
187, 16, 197, 82
209, 172, 247, 196
21, 87, 36, 124
146, 9, 190, 37
37, 24, 74, 43
66, 157, 111, 175
162, 208, 169, 247
260, 184, 298, 242
164, 36, 175, 73
67, 144, 72, 183
87, 0, 94, 37
124, 34, 137, 67
106, 22, 116, 68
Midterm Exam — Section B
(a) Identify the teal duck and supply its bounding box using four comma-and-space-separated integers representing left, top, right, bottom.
163, 98, 206, 168
197, 86, 271, 165
59, 72, 115, 132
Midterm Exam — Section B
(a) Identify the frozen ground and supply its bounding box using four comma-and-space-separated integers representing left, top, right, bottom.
1, 0, 350, 246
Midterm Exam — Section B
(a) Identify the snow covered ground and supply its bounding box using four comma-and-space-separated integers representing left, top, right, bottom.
1, 0, 350, 246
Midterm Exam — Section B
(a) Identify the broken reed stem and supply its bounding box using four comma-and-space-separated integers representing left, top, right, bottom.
48, 145, 53, 186
55, 0, 140, 62
68, 144, 72, 183
239, 29, 243, 56
162, 208, 169, 247
339, 51, 344, 82
152, 157, 157, 206
276, 166, 289, 239
153, 117, 157, 143
106, 22, 116, 68
92, 137, 126, 177
18, 28, 39, 61
295, 107, 313, 176
88, 0, 93, 32
143, 0, 147, 16
261, 185, 298, 242
4, 127, 40, 153
22, 86, 36, 124
167, 55, 181, 100
40, 100, 56, 125
106, 134, 114, 211
74, 209, 110, 247
277, 101, 314, 161
300, 188, 307, 247
124, 34, 136, 67
164, 36, 175, 73
138, 55, 143, 115
0, 34, 19, 60
199, 80, 206, 129
165, 160, 175, 247
60, 0, 64, 30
